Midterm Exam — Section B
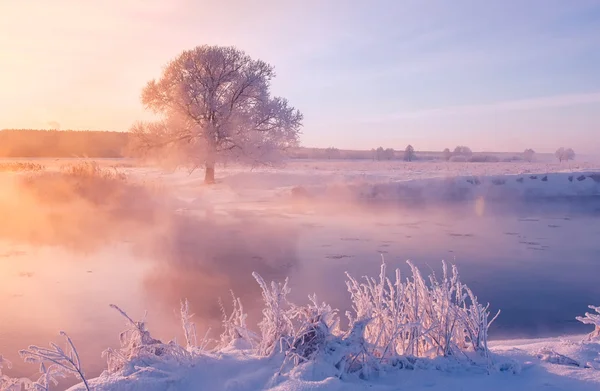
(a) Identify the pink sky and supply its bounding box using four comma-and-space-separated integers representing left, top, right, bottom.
1, 1, 599, 153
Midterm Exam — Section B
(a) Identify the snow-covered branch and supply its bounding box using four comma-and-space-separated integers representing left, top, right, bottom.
576, 305, 600, 340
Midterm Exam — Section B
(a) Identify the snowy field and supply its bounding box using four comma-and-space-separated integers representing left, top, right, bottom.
1, 158, 600, 390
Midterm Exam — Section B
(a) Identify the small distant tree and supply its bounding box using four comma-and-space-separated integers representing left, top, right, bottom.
130, 45, 303, 184
404, 145, 415, 161
555, 147, 575, 162
565, 148, 575, 161
442, 148, 451, 161
453, 146, 473, 157
523, 148, 535, 162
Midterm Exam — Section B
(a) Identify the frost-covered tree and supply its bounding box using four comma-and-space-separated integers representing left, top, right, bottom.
131, 45, 303, 183
523, 148, 535, 162
404, 145, 415, 162
555, 147, 575, 162
453, 146, 473, 156
384, 148, 395, 160
442, 148, 451, 161
372, 147, 396, 161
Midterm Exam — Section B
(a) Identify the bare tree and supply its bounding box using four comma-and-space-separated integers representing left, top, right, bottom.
523, 148, 535, 162
404, 145, 415, 161
130, 45, 303, 183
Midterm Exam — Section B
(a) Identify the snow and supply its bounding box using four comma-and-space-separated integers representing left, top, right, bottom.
67, 336, 600, 391
151, 160, 600, 208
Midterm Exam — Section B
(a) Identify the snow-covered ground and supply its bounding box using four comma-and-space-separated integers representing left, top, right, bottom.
1, 158, 600, 390
145, 159, 600, 206
67, 336, 600, 391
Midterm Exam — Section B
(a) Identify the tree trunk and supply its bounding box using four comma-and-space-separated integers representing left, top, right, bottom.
204, 163, 215, 184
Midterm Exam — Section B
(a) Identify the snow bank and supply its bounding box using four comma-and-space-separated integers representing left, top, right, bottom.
286, 172, 600, 204
133, 160, 600, 207
67, 337, 600, 391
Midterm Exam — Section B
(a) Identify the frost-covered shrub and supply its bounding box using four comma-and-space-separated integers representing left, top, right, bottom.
576, 305, 600, 340
344, 261, 499, 363
20, 161, 129, 207
102, 305, 193, 375
19, 331, 90, 391
0, 162, 44, 172
267, 260, 499, 379
0, 356, 27, 391
218, 292, 259, 350
283, 309, 374, 380
286, 295, 339, 365
0, 259, 503, 389
180, 299, 198, 350
253, 273, 294, 356
1, 334, 90, 391
60, 161, 126, 181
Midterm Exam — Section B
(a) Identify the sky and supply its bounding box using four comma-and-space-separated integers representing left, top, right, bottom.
1, 0, 600, 153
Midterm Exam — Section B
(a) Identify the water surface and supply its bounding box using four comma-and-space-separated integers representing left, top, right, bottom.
0, 197, 599, 387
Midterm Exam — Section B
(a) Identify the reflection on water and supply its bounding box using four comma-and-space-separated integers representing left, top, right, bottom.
0, 197, 599, 386
288, 200, 600, 340
0, 244, 150, 385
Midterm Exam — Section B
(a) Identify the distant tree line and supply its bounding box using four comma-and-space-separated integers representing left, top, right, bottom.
0, 129, 129, 158
372, 147, 396, 161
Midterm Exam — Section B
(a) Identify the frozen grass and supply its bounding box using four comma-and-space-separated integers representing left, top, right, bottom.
58, 161, 126, 181
577, 306, 600, 341
0, 260, 522, 390
20, 161, 128, 205
0, 162, 44, 172
0, 332, 89, 391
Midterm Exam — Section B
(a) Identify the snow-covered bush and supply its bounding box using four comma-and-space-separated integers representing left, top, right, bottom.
19, 332, 90, 391
576, 305, 600, 340
253, 260, 500, 379
344, 261, 499, 364
59, 161, 126, 181
218, 292, 259, 350
0, 259, 503, 388
253, 273, 294, 356
0, 162, 44, 172
0, 356, 26, 391
102, 305, 193, 375
285, 295, 339, 365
